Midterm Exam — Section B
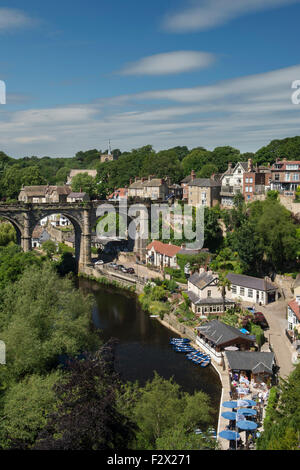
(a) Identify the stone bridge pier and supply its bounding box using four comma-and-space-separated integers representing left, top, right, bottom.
0, 200, 152, 272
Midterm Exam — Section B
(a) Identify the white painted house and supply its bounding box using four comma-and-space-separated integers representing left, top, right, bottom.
226, 273, 278, 305
187, 269, 235, 316
220, 161, 248, 207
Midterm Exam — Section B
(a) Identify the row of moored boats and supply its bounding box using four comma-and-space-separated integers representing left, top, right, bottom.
169, 338, 211, 367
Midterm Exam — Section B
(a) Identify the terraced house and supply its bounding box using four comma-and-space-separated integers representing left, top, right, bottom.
270, 159, 300, 196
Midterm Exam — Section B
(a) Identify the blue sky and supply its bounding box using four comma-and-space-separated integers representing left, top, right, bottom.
0, 0, 300, 157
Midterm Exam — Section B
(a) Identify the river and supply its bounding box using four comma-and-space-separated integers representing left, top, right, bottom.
79, 278, 222, 415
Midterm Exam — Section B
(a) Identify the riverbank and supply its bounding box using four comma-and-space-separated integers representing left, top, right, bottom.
79, 268, 227, 448
154, 312, 230, 450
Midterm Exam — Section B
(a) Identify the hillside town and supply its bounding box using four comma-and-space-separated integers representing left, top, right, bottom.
1, 150, 296, 450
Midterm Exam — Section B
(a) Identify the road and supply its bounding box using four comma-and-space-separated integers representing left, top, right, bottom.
243, 299, 296, 379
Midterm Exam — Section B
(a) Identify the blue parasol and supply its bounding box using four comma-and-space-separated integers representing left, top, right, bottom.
245, 399, 257, 406
221, 411, 237, 421
222, 401, 238, 408
236, 420, 258, 431
238, 408, 257, 416
219, 430, 240, 440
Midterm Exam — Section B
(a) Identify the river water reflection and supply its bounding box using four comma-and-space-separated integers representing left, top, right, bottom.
79, 279, 222, 413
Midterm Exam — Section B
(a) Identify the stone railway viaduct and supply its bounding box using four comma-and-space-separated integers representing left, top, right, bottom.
0, 201, 150, 270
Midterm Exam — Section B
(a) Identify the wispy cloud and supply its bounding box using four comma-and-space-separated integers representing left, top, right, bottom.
163, 0, 300, 32
0, 8, 37, 32
0, 64, 299, 156
119, 51, 215, 76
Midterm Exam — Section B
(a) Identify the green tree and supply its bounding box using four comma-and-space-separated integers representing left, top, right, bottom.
42, 240, 57, 259
71, 172, 97, 197
117, 373, 214, 450
182, 148, 212, 175
0, 222, 16, 246
0, 371, 63, 449
0, 263, 100, 383
55, 167, 70, 184
257, 364, 300, 450
196, 163, 218, 179
34, 344, 136, 450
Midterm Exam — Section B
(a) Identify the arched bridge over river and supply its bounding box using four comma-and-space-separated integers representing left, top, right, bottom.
0, 201, 151, 270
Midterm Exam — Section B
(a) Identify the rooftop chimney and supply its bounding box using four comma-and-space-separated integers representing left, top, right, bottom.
248, 158, 253, 172
228, 162, 232, 171
191, 170, 196, 181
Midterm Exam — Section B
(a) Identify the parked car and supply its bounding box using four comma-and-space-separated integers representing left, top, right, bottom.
121, 267, 128, 273
108, 262, 117, 269
95, 260, 104, 266
127, 268, 135, 274
253, 312, 269, 329
117, 265, 125, 271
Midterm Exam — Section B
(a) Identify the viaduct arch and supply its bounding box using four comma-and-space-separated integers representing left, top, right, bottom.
0, 201, 151, 270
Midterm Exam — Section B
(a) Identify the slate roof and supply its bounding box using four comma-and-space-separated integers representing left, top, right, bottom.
187, 291, 234, 306
129, 180, 144, 189
225, 351, 275, 373
188, 271, 216, 290
20, 185, 48, 196
143, 178, 165, 187
181, 175, 192, 184
227, 272, 277, 292
197, 320, 255, 346
188, 178, 220, 187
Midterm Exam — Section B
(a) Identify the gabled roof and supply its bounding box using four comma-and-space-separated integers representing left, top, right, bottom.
143, 178, 165, 187
197, 320, 255, 346
188, 271, 217, 290
181, 175, 192, 184
129, 180, 144, 189
227, 272, 277, 292
225, 351, 275, 373
146, 240, 181, 258
20, 185, 48, 196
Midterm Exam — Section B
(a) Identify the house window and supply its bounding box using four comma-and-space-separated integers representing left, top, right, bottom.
240, 287, 245, 296
232, 285, 237, 294
249, 177, 253, 183
274, 174, 280, 181
207, 290, 211, 297
294, 174, 299, 181
287, 164, 298, 170
285, 173, 290, 181
245, 186, 249, 192
245, 178, 249, 183
248, 289, 253, 298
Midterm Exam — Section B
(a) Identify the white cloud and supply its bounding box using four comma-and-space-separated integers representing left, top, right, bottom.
119, 51, 215, 76
163, 0, 300, 32
0, 8, 36, 32
1, 64, 300, 156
